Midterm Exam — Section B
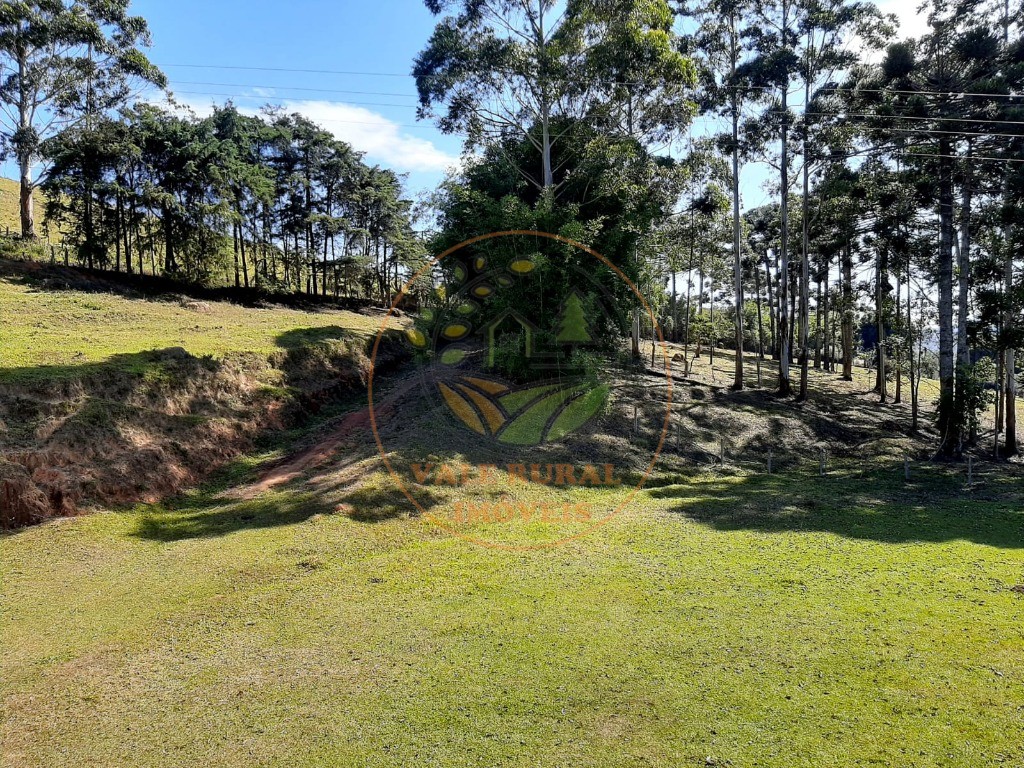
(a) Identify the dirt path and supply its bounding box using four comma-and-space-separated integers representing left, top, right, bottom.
227, 376, 419, 500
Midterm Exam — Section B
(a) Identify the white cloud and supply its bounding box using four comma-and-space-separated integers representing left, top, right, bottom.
273, 99, 459, 173
152, 93, 459, 176
847, 1, 932, 64
876, 0, 931, 40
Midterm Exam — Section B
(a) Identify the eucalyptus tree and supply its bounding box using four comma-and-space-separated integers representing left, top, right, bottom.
738, 0, 804, 396
413, 0, 693, 193
568, 0, 695, 142
681, 0, 759, 388
792, 0, 889, 399
0, 0, 165, 238
413, 0, 580, 192
415, 0, 694, 364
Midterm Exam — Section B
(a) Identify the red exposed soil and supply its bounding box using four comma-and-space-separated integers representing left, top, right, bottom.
0, 336, 409, 529
228, 377, 420, 500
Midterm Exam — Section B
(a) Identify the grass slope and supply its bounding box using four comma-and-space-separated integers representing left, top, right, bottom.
0, 270, 380, 383
0, 177, 51, 240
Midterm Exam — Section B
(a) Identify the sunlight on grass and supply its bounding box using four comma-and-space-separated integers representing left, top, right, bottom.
2, 461, 1022, 767
0, 277, 381, 382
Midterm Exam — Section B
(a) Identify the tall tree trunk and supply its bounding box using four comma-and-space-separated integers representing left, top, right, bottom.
894, 272, 902, 404
814, 273, 823, 370
162, 206, 175, 274
232, 222, 241, 288
18, 157, 35, 240
778, 87, 792, 396
842, 237, 854, 380
763, 252, 776, 359
710, 273, 716, 367
730, 14, 744, 391
538, 2, 553, 190
958, 145, 972, 370
909, 260, 919, 431
683, 261, 693, 366
120, 193, 133, 275
936, 141, 960, 458
671, 269, 678, 343
754, 263, 765, 359
1005, 227, 1018, 457
798, 87, 811, 400
696, 263, 704, 358
114, 201, 122, 273
788, 268, 797, 367
17, 48, 36, 239
133, 202, 144, 275
998, 0, 1017, 457
84, 186, 95, 269
876, 251, 887, 403
239, 218, 250, 289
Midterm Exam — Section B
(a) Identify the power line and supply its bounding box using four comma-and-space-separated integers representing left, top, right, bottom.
170, 90, 419, 110
778, 109, 1024, 128
169, 80, 421, 100
160, 63, 412, 77
818, 86, 1024, 101
891, 150, 1024, 165
159, 63, 1024, 105
832, 123, 1024, 141
724, 83, 1024, 101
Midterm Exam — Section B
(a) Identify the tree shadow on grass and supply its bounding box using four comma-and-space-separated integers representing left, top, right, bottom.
0, 257, 375, 312
274, 325, 362, 350
339, 484, 445, 523
131, 482, 447, 540
652, 466, 1024, 549
131, 490, 334, 542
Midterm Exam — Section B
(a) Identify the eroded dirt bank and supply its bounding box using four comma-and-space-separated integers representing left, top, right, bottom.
0, 334, 406, 528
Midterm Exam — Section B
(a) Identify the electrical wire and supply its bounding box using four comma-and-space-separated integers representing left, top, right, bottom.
159, 63, 411, 77
169, 80, 421, 99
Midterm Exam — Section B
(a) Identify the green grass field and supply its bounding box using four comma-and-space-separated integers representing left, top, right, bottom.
2, 452, 1022, 767
2, 265, 1023, 767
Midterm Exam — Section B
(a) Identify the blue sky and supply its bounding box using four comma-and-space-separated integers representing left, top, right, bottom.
9, 0, 928, 209
133, 0, 463, 196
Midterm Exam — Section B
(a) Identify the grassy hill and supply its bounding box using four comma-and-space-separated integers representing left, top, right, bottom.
0, 258, 402, 529
0, 177, 53, 240
1, 258, 1022, 767
0, 262, 380, 382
